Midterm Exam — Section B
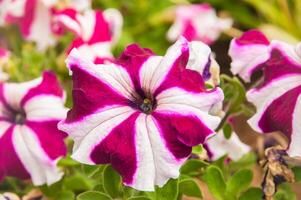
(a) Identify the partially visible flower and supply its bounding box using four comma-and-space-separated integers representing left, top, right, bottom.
229, 30, 301, 157
0, 192, 20, 200
205, 131, 251, 161
59, 37, 224, 191
0, 48, 9, 81
53, 8, 123, 64
0, 0, 92, 51
228, 30, 270, 82
3, 0, 58, 50
0, 71, 67, 185
167, 4, 232, 44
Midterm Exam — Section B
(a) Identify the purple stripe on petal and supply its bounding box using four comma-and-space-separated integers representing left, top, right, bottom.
88, 10, 112, 44
154, 48, 206, 96
151, 112, 192, 159
0, 126, 30, 180
21, 71, 64, 107
235, 30, 270, 46
258, 85, 301, 140
153, 112, 212, 147
117, 44, 154, 93
65, 64, 128, 123
202, 57, 211, 81
90, 112, 139, 185
260, 50, 301, 88
25, 120, 67, 160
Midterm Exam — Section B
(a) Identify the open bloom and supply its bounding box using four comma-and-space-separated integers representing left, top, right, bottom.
229, 30, 301, 157
58, 37, 224, 191
53, 8, 123, 64
205, 131, 250, 161
0, 72, 67, 185
167, 4, 232, 44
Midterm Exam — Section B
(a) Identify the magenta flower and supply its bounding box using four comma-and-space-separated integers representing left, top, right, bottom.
167, 4, 232, 44
2, 0, 59, 50
229, 30, 301, 157
53, 8, 123, 64
58, 37, 224, 191
0, 0, 92, 51
0, 72, 67, 185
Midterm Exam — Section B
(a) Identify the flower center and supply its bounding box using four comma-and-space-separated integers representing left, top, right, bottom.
139, 98, 153, 114
13, 110, 26, 124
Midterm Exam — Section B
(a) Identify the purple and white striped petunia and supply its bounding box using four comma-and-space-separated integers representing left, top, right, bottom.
2, 0, 59, 50
0, 71, 67, 185
53, 8, 123, 64
58, 37, 224, 191
229, 30, 301, 157
167, 3, 232, 44
0, 0, 92, 51
205, 131, 250, 161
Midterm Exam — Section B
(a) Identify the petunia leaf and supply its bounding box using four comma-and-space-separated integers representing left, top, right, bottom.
239, 187, 263, 200
63, 173, 94, 192
203, 166, 226, 200
77, 191, 112, 200
127, 197, 151, 200
223, 123, 232, 139
154, 179, 179, 200
180, 159, 208, 176
179, 178, 202, 199
226, 169, 253, 197
56, 191, 75, 200
103, 165, 123, 198
292, 167, 301, 182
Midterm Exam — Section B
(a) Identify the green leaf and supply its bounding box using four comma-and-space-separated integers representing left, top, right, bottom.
103, 165, 122, 198
179, 178, 202, 199
203, 166, 226, 200
192, 145, 203, 155
239, 187, 263, 200
292, 167, 301, 182
56, 191, 75, 200
127, 197, 151, 200
274, 183, 297, 200
77, 191, 112, 200
64, 173, 94, 192
154, 179, 178, 200
57, 155, 80, 167
223, 123, 232, 139
180, 159, 208, 176
226, 169, 253, 197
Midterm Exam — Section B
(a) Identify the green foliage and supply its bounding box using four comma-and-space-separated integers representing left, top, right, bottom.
274, 183, 297, 200
203, 166, 227, 200
179, 178, 203, 199
103, 165, 122, 198
239, 187, 263, 200
77, 191, 112, 200
223, 123, 232, 139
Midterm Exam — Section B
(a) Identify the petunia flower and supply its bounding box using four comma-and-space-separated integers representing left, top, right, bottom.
1, 0, 92, 51
53, 8, 123, 64
167, 4, 232, 44
229, 30, 301, 157
0, 71, 67, 185
205, 131, 251, 161
58, 37, 224, 191
3, 0, 59, 51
